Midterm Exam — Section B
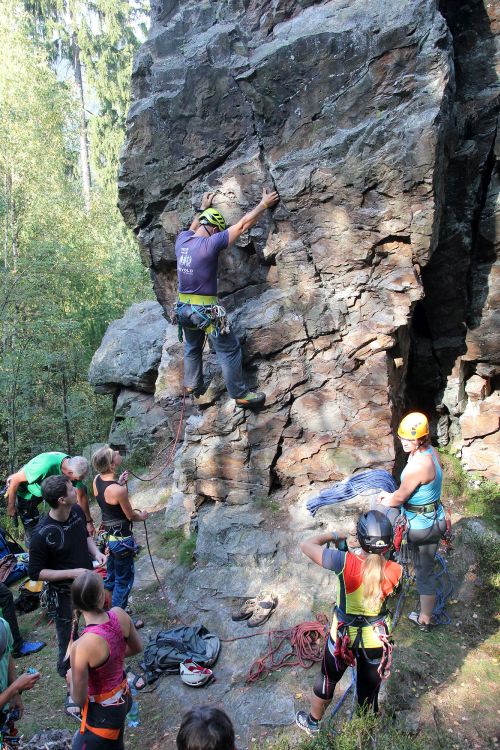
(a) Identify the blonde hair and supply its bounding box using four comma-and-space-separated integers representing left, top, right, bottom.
91, 445, 115, 474
362, 553, 386, 612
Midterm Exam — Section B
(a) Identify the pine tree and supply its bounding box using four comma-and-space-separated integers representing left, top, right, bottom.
0, 2, 151, 475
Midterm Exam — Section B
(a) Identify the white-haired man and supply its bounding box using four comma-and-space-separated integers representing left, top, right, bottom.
7, 452, 94, 540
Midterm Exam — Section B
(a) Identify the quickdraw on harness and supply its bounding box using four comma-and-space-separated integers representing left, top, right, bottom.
173, 300, 230, 342
80, 676, 129, 742
333, 606, 394, 680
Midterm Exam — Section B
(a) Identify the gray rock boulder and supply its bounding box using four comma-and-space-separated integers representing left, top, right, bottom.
88, 301, 166, 394
109, 388, 170, 452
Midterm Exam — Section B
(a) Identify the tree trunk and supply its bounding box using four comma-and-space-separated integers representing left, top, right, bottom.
71, 33, 92, 211
61, 370, 73, 455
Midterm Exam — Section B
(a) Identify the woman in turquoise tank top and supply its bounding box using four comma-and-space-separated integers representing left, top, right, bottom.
377, 412, 446, 631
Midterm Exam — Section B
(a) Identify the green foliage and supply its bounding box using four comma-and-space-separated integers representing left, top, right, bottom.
179, 533, 197, 567
160, 529, 197, 567
24, 0, 148, 195
465, 479, 500, 531
260, 712, 435, 750
0, 3, 151, 476
440, 450, 499, 531
462, 525, 500, 602
439, 450, 468, 500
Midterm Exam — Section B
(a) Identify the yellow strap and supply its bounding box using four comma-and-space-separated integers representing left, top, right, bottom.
178, 293, 218, 305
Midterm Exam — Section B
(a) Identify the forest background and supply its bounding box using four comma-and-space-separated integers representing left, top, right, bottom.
0, 0, 153, 479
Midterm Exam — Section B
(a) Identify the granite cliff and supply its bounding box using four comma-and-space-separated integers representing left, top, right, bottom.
113, 0, 498, 505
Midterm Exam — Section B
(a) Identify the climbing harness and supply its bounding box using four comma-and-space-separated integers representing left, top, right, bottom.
79, 677, 130, 742
173, 299, 230, 342
333, 607, 394, 680
403, 500, 442, 515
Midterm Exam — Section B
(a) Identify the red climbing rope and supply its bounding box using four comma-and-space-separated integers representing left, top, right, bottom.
127, 392, 187, 482
246, 616, 329, 683
221, 615, 329, 683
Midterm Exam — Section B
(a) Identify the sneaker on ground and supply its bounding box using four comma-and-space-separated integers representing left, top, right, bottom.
295, 710, 319, 736
247, 594, 277, 628
231, 598, 256, 622
408, 611, 431, 632
13, 640, 46, 658
235, 391, 266, 408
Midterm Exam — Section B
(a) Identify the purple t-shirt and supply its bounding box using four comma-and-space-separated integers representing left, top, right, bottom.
175, 229, 229, 295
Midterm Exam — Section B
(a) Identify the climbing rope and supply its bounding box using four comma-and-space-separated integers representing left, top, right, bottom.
431, 551, 453, 625
220, 615, 329, 683
330, 667, 356, 719
247, 616, 329, 683
126, 392, 187, 482
306, 470, 397, 517
142, 518, 172, 608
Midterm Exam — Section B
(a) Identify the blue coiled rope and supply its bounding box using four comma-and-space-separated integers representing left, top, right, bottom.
307, 470, 397, 517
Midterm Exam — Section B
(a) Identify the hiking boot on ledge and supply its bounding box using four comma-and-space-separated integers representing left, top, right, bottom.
235, 391, 266, 409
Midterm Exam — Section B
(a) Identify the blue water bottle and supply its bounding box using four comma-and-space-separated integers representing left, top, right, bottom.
127, 677, 140, 728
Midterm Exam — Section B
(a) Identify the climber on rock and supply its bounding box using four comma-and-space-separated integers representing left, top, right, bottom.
175, 187, 279, 409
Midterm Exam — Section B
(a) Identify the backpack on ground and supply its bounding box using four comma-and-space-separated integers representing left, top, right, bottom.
15, 580, 44, 614
142, 626, 220, 675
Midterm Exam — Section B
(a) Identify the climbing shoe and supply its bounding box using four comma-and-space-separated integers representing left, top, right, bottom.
231, 598, 256, 622
295, 711, 320, 736
247, 594, 277, 628
235, 391, 266, 409
408, 611, 431, 632
13, 640, 46, 658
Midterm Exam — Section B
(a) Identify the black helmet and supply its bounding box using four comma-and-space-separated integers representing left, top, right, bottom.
356, 510, 393, 555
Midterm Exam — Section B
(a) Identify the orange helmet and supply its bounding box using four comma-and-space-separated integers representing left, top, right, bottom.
397, 412, 429, 440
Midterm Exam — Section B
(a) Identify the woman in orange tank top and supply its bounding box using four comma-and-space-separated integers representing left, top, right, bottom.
296, 511, 402, 737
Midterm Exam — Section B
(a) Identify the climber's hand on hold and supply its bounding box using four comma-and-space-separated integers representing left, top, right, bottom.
201, 192, 215, 210
261, 187, 279, 209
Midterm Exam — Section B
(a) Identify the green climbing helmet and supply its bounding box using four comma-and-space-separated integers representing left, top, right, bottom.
198, 208, 226, 231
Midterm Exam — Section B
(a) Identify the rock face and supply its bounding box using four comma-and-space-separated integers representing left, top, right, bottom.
408, 0, 500, 481
88, 301, 170, 453
119, 0, 499, 496
89, 301, 166, 394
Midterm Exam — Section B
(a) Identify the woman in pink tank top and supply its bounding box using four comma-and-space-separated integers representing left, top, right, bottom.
66, 571, 143, 749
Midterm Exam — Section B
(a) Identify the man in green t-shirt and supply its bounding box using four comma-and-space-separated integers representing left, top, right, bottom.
6, 452, 94, 540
